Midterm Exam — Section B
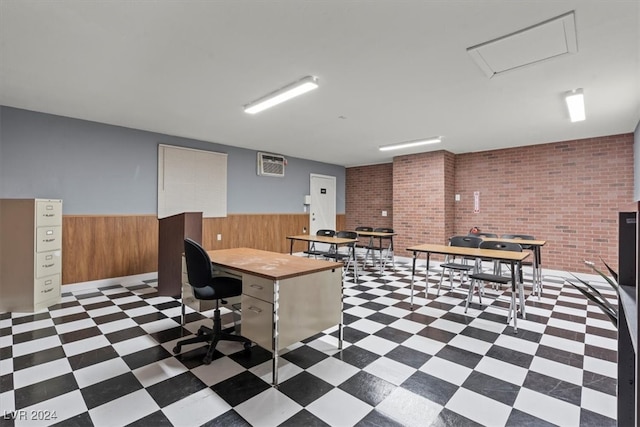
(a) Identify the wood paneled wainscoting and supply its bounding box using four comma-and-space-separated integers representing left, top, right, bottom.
62, 213, 346, 285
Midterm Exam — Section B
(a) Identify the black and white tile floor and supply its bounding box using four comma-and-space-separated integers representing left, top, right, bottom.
0, 258, 618, 426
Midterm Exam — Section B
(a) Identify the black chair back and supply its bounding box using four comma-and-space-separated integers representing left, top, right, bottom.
337, 230, 357, 243
184, 238, 213, 289
316, 229, 336, 237
355, 226, 373, 232
501, 234, 534, 240
374, 227, 394, 234
479, 240, 522, 252
470, 232, 498, 238
449, 235, 482, 248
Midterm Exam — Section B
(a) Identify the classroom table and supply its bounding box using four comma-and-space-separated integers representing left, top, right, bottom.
355, 230, 397, 274
287, 234, 359, 281
206, 248, 344, 386
406, 243, 530, 332
482, 237, 546, 297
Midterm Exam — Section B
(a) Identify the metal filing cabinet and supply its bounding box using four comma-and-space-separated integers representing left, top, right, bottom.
0, 199, 62, 312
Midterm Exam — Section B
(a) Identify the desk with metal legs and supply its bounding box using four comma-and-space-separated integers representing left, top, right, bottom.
482, 238, 546, 297
407, 243, 529, 332
355, 230, 396, 274
206, 248, 344, 387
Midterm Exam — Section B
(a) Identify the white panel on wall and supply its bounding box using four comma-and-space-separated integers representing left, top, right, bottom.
158, 144, 227, 219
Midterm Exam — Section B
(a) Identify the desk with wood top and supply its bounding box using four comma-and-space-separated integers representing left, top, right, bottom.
286, 234, 357, 256
355, 230, 396, 274
481, 237, 546, 296
407, 243, 530, 332
206, 248, 343, 386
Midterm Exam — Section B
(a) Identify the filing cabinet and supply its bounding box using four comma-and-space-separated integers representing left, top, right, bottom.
0, 199, 62, 312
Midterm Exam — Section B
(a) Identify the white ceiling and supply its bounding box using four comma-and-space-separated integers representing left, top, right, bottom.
1, 0, 638, 167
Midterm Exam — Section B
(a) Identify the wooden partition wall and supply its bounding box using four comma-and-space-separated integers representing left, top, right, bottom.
62, 213, 346, 285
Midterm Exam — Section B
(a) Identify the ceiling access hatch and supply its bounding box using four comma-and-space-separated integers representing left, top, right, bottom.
467, 11, 577, 78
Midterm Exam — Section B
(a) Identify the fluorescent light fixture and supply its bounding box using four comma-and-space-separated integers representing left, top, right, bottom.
244, 76, 319, 114
565, 88, 585, 122
379, 137, 442, 152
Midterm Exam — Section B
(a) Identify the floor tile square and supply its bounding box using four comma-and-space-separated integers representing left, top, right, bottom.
307, 388, 373, 427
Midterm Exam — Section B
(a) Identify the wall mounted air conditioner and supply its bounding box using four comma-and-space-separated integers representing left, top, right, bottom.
257, 152, 286, 177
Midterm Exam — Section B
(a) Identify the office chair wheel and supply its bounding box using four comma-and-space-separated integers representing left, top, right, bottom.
202, 355, 212, 365
172, 345, 181, 354
243, 342, 252, 352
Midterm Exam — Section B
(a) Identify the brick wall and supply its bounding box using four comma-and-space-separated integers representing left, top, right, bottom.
345, 134, 635, 273
345, 163, 394, 230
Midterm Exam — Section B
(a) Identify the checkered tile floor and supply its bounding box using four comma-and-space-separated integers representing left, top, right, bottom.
0, 258, 618, 426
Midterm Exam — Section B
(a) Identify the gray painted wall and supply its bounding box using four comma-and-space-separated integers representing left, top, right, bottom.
0, 107, 345, 214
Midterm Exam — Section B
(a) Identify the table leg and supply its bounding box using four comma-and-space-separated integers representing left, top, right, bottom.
289, 239, 294, 255
410, 252, 417, 308
272, 279, 280, 387
510, 260, 518, 333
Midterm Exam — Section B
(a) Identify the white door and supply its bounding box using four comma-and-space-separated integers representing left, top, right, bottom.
309, 174, 336, 243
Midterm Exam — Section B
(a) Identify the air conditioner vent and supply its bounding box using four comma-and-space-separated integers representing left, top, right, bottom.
257, 152, 286, 177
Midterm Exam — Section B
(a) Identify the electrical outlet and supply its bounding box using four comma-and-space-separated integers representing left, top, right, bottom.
217, 234, 222, 241
382, 210, 387, 217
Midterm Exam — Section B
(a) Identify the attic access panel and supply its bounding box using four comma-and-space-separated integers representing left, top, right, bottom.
467, 11, 577, 78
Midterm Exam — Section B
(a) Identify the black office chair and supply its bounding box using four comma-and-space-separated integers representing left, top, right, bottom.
500, 233, 539, 295
354, 226, 373, 266
468, 231, 498, 238
465, 241, 524, 327
438, 235, 482, 295
173, 238, 251, 364
304, 229, 336, 258
324, 230, 359, 281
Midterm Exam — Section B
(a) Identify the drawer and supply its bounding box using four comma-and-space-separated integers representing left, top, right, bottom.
36, 226, 62, 252
35, 250, 62, 278
36, 200, 62, 227
34, 275, 61, 304
241, 294, 273, 351
242, 274, 274, 302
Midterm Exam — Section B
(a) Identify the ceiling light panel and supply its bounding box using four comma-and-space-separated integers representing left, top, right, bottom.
468, 11, 577, 78
244, 76, 319, 114
379, 137, 442, 152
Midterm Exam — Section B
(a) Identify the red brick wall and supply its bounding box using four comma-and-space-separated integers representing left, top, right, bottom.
455, 134, 634, 273
345, 163, 393, 230
345, 134, 634, 273
393, 150, 453, 257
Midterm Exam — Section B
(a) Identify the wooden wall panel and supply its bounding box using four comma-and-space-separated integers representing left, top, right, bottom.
62, 213, 346, 285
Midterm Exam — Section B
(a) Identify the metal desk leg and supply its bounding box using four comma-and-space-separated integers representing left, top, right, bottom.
410, 252, 417, 308
510, 260, 518, 334
272, 279, 280, 387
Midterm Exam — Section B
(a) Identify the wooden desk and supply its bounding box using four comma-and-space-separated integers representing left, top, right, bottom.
207, 248, 344, 386
482, 237, 546, 297
406, 243, 530, 332
286, 234, 357, 256
287, 234, 359, 281
355, 230, 396, 274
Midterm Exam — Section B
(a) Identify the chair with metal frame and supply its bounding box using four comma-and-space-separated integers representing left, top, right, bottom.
437, 235, 482, 296
303, 229, 336, 258
465, 240, 525, 327
366, 227, 395, 271
354, 226, 374, 267
324, 230, 359, 282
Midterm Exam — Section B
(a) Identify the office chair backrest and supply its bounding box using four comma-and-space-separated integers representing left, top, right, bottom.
184, 238, 213, 289
316, 229, 336, 237
449, 235, 482, 248
479, 240, 522, 252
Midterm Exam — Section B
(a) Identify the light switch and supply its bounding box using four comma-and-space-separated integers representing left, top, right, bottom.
382, 211, 387, 217
455, 194, 461, 201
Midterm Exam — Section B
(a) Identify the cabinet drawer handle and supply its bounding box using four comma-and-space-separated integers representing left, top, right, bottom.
43, 238, 56, 243
45, 255, 53, 260
43, 287, 53, 293
43, 263, 54, 268
44, 280, 52, 285
250, 284, 263, 290
248, 306, 262, 313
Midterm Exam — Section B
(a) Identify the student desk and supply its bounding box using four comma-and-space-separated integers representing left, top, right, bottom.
406, 243, 530, 332
206, 248, 344, 386
482, 237, 546, 297
287, 234, 359, 281
355, 230, 396, 274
